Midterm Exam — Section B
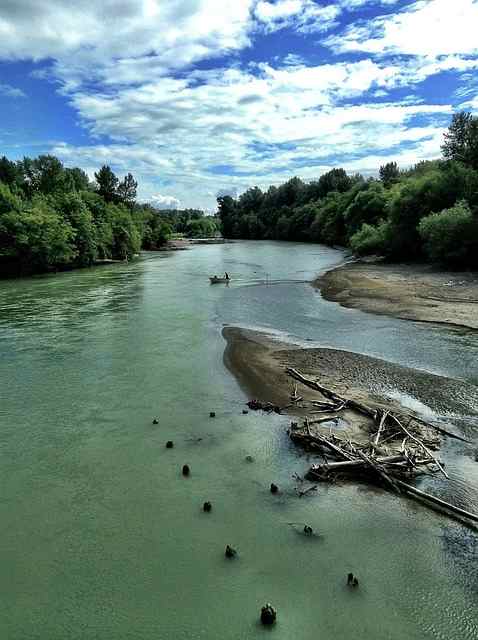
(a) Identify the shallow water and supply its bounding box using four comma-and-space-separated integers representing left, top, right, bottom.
1, 241, 477, 639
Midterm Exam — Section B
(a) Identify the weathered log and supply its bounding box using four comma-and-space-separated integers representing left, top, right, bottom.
354, 449, 401, 493
395, 479, 478, 524
310, 454, 406, 472
374, 410, 389, 446
286, 368, 377, 419
388, 413, 449, 480
306, 416, 339, 426
400, 414, 470, 443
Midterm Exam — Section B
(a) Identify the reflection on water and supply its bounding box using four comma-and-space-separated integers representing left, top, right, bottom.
1, 241, 477, 639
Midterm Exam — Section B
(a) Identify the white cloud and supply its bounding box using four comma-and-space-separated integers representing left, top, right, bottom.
0, 83, 25, 98
328, 0, 478, 57
0, 0, 255, 80
0, 0, 470, 210
149, 194, 181, 209
255, 0, 340, 33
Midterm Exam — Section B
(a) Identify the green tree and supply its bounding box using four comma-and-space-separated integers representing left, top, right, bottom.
95, 165, 119, 203
349, 220, 391, 256
65, 167, 91, 192
21, 155, 66, 196
379, 162, 400, 187
442, 111, 478, 170
0, 156, 19, 187
117, 172, 138, 207
344, 182, 388, 236
56, 192, 97, 266
418, 201, 478, 266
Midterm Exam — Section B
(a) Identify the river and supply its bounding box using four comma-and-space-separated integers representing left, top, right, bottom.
1, 241, 477, 639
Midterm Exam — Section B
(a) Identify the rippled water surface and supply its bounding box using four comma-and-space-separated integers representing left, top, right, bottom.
1, 241, 477, 639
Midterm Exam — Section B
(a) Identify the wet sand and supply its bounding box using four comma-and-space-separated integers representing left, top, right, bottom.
223, 326, 478, 441
315, 262, 478, 330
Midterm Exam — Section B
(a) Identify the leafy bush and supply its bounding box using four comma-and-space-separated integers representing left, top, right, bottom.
418, 201, 478, 267
349, 221, 391, 256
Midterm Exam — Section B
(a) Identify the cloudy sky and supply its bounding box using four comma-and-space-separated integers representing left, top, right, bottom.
1, 0, 477, 210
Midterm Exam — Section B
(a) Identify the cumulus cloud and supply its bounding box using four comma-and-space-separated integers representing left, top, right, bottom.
327, 0, 478, 57
149, 194, 181, 209
1, 0, 474, 209
0, 0, 255, 85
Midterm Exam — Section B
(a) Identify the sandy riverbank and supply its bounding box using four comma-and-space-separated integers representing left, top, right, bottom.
223, 326, 478, 442
315, 261, 478, 330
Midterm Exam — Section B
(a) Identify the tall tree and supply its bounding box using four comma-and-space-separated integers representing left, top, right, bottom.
442, 111, 478, 170
0, 156, 19, 187
21, 155, 65, 195
379, 161, 400, 187
117, 172, 138, 207
94, 165, 119, 203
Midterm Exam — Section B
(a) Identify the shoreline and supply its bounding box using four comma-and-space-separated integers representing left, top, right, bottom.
222, 326, 478, 442
315, 261, 478, 330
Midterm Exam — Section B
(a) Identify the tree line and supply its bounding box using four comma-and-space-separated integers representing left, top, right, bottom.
0, 156, 217, 275
218, 112, 478, 268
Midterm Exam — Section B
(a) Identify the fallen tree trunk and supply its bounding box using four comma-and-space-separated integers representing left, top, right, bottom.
395, 480, 478, 524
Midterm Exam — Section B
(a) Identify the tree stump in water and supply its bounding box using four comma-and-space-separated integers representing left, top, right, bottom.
260, 603, 277, 625
347, 573, 359, 587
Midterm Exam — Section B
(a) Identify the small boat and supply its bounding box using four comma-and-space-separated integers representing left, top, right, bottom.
209, 276, 229, 284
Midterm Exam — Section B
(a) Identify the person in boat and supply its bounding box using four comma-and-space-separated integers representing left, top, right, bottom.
225, 272, 229, 280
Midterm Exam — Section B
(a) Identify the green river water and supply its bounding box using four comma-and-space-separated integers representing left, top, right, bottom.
1, 241, 477, 639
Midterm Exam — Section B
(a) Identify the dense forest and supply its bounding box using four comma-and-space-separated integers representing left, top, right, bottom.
0, 157, 218, 275
218, 112, 478, 268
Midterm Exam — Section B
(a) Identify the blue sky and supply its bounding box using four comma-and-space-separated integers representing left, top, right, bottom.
0, 0, 477, 210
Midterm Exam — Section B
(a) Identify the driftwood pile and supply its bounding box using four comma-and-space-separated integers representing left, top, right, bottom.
286, 368, 478, 526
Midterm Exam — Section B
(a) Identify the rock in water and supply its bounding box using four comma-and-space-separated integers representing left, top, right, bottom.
303, 525, 313, 535
209, 411, 216, 418
203, 501, 212, 512
166, 441, 174, 449
152, 418, 159, 425
225, 545, 237, 558
260, 603, 277, 625
270, 483, 279, 494
182, 464, 190, 476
